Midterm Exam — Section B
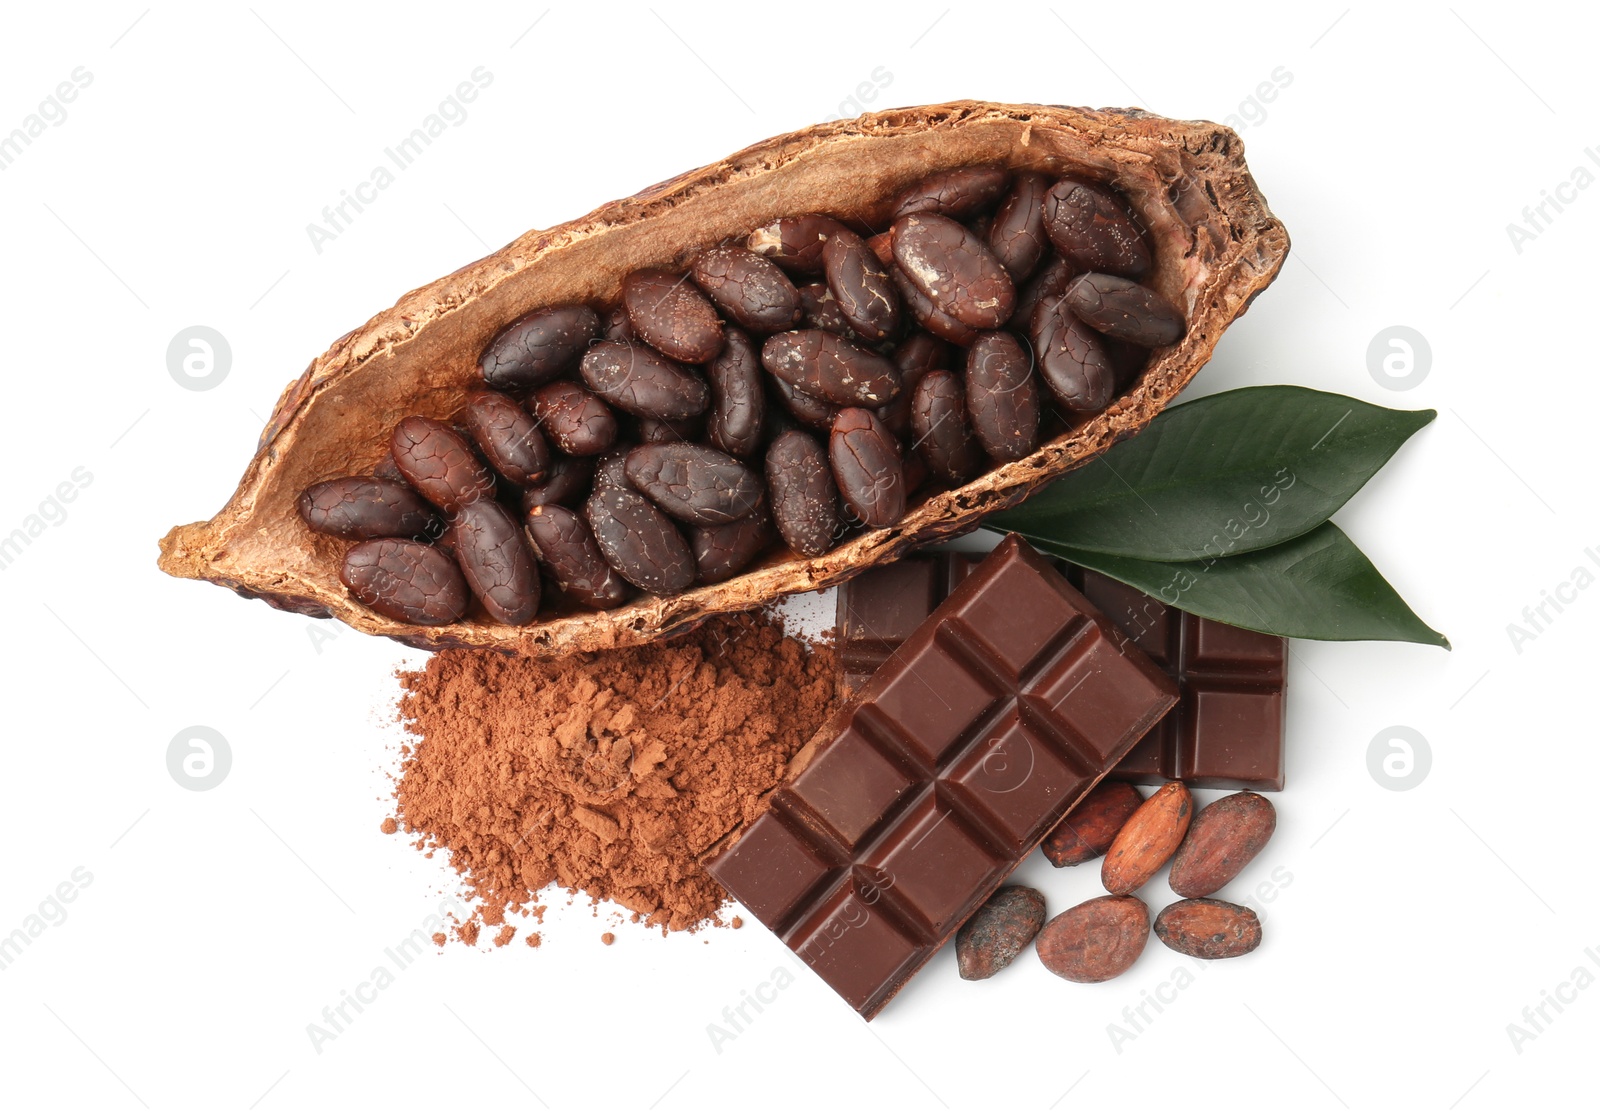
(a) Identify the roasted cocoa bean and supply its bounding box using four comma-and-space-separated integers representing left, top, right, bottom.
891, 213, 1015, 329
1035, 895, 1150, 983
705, 326, 766, 458
760, 329, 900, 407
580, 340, 710, 420
1153, 899, 1262, 960
965, 331, 1040, 461
1063, 272, 1185, 346
1030, 298, 1116, 413
449, 500, 539, 624
621, 268, 724, 364
746, 213, 849, 273
821, 227, 900, 342
911, 369, 983, 483
795, 282, 856, 338
1043, 178, 1151, 278
528, 380, 619, 456
1041, 781, 1145, 868
477, 304, 599, 392
765, 430, 839, 557
584, 487, 695, 593
461, 389, 550, 486
298, 476, 439, 541
1010, 254, 1077, 330
767, 373, 835, 430
593, 444, 637, 492
691, 505, 773, 583
519, 454, 594, 509
340, 539, 468, 626
987, 171, 1051, 283
955, 885, 1046, 981
829, 408, 905, 529
891, 164, 1010, 220
691, 244, 803, 333
603, 304, 637, 344
636, 413, 706, 444
876, 332, 950, 438
624, 443, 764, 526
889, 265, 979, 345
1168, 792, 1277, 899
866, 230, 893, 266
524, 502, 633, 609
390, 416, 496, 513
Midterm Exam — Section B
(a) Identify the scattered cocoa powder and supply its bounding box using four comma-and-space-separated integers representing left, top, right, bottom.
525, 932, 541, 948
601, 932, 615, 946
431, 932, 447, 947
390, 614, 837, 934
458, 922, 480, 946
494, 925, 517, 948
731, 916, 743, 929
380, 817, 398, 835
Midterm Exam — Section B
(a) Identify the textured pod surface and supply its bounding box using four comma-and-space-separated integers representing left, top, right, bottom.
160, 101, 1288, 657
1154, 898, 1262, 960
955, 885, 1046, 981
1168, 792, 1277, 898
1036, 895, 1150, 983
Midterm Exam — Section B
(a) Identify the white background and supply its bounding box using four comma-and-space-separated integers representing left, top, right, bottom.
1, 2, 1594, 1114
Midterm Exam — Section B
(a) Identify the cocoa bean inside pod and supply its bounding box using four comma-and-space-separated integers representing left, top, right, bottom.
159, 101, 1287, 658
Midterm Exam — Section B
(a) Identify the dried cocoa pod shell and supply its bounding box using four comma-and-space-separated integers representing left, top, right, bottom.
158, 101, 1287, 656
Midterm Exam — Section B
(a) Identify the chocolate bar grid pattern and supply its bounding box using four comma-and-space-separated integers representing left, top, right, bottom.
707, 539, 1177, 1018
839, 553, 1287, 791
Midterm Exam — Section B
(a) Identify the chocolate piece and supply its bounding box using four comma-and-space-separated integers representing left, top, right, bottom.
836, 553, 1288, 791
706, 536, 1177, 1018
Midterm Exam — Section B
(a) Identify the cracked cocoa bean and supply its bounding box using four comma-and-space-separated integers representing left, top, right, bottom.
580, 340, 710, 421
987, 171, 1051, 283
624, 443, 764, 527
889, 264, 979, 345
519, 454, 594, 510
461, 389, 550, 487
891, 164, 1010, 220
1044, 178, 1151, 278
760, 329, 900, 407
795, 281, 855, 338
767, 372, 835, 431
829, 408, 904, 529
621, 268, 724, 364
524, 502, 633, 609
390, 416, 496, 513
955, 885, 1046, 981
637, 413, 706, 444
1030, 297, 1116, 413
705, 326, 766, 458
691, 244, 803, 333
528, 380, 618, 456
298, 476, 439, 541
340, 539, 468, 626
691, 505, 772, 583
911, 369, 983, 483
891, 212, 1015, 329
1010, 254, 1076, 330
449, 500, 539, 625
1064, 272, 1185, 346
746, 213, 849, 273
965, 331, 1040, 461
821, 227, 900, 342
876, 332, 949, 438
765, 430, 839, 557
584, 486, 695, 593
477, 304, 599, 392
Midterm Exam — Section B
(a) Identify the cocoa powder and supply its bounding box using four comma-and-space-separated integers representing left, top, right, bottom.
390, 613, 836, 933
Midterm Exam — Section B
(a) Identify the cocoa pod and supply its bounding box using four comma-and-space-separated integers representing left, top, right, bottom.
1102, 781, 1192, 895
1153, 898, 1261, 960
1041, 781, 1144, 868
160, 102, 1286, 657
955, 885, 1046, 981
1035, 895, 1149, 982
1168, 792, 1276, 898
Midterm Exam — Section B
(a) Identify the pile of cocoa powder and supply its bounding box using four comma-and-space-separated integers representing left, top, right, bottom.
387, 613, 836, 936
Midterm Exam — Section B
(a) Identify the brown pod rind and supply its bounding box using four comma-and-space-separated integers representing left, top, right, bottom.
525, 502, 633, 609
1035, 895, 1150, 983
460, 389, 550, 487
1064, 272, 1186, 347
987, 171, 1051, 283
760, 330, 900, 408
911, 370, 983, 483
821, 227, 900, 342
448, 500, 539, 624
584, 487, 695, 593
478, 304, 599, 392
340, 539, 468, 626
964, 331, 1040, 461
1153, 898, 1262, 960
528, 381, 618, 457
891, 213, 1016, 329
623, 443, 764, 527
705, 327, 766, 458
298, 477, 439, 541
390, 416, 495, 513
1041, 781, 1145, 868
891, 164, 1010, 220
580, 340, 710, 421
746, 213, 849, 273
955, 885, 1046, 981
1168, 792, 1277, 898
1044, 178, 1152, 278
621, 268, 724, 364
765, 430, 839, 558
1102, 780, 1193, 895
830, 408, 905, 529
161, 102, 1288, 659
691, 244, 803, 333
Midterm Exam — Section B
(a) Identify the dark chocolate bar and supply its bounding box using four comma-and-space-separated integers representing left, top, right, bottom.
706, 536, 1177, 1018
837, 552, 1287, 792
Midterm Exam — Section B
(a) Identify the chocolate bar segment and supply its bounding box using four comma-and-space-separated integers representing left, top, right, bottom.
836, 553, 1288, 792
707, 536, 1177, 1018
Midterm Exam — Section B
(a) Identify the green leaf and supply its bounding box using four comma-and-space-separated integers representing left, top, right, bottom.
1023, 522, 1450, 648
989, 386, 1435, 561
